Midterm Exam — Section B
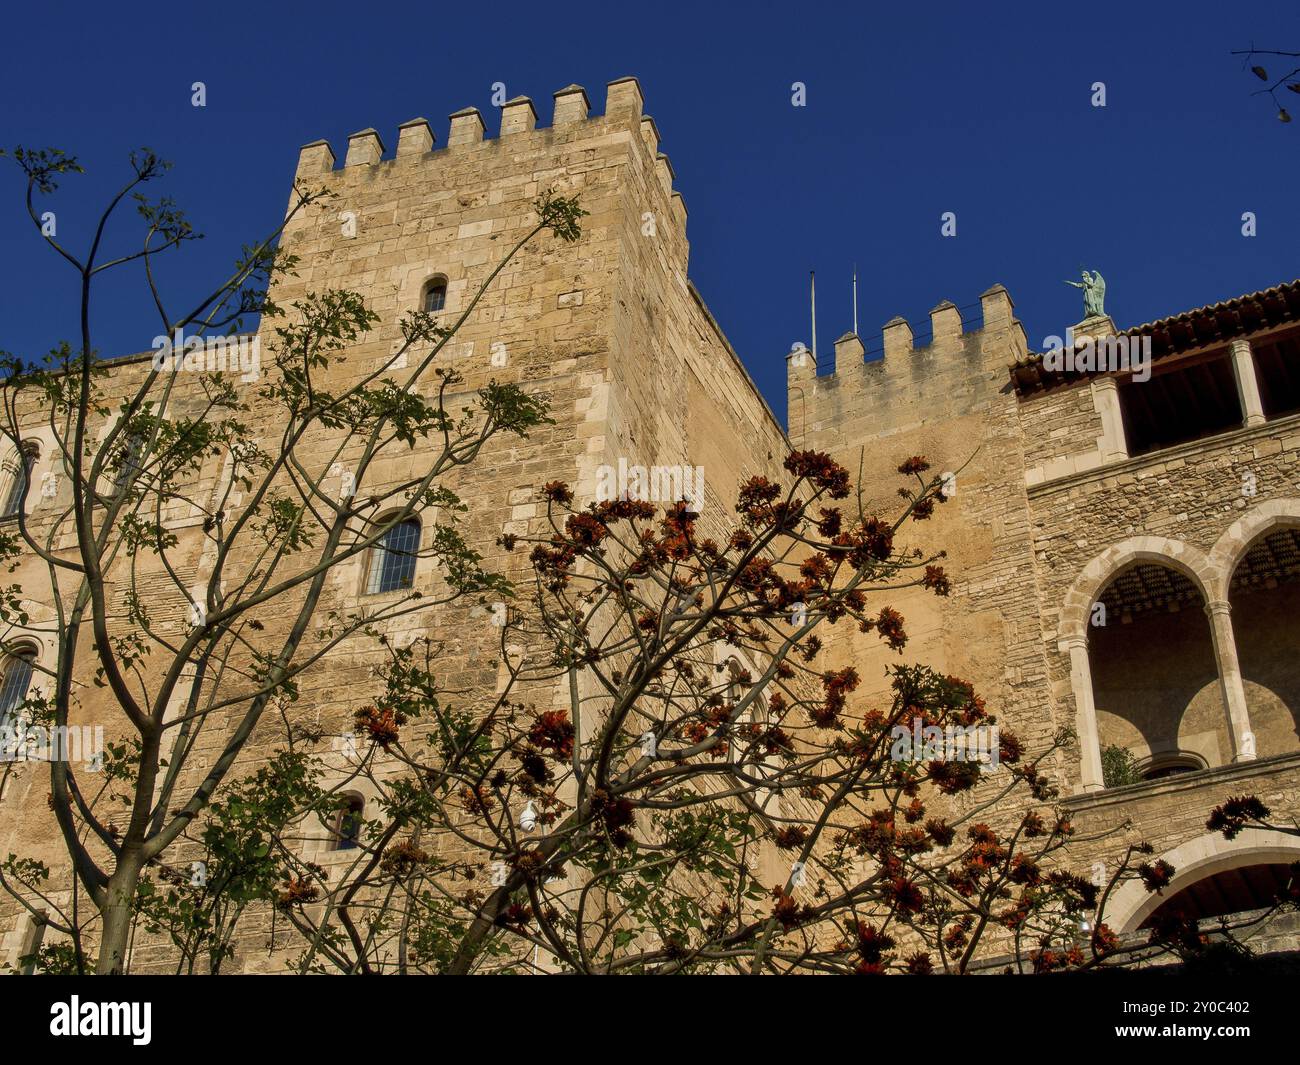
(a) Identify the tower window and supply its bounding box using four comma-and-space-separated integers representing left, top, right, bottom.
422, 279, 447, 314
365, 518, 420, 594
112, 433, 148, 494
1, 444, 36, 519
0, 647, 36, 731
332, 795, 365, 851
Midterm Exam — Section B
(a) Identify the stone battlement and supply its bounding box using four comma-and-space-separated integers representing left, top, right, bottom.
293, 78, 688, 246
786, 283, 1028, 444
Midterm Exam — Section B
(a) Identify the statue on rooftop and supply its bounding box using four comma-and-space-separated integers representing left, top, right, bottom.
1065, 269, 1106, 319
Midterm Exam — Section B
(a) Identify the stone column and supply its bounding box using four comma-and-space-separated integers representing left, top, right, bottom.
1205, 599, 1256, 761
1065, 635, 1105, 791
1230, 339, 1266, 427
1091, 377, 1128, 463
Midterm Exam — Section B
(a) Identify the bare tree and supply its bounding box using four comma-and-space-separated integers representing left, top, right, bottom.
0, 144, 584, 973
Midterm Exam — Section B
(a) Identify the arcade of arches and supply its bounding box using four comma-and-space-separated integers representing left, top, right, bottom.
1066, 519, 1300, 792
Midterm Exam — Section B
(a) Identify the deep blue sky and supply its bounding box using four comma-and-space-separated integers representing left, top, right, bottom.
2, 0, 1296, 427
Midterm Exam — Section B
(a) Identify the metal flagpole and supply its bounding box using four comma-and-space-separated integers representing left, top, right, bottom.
852, 264, 858, 337
810, 271, 817, 362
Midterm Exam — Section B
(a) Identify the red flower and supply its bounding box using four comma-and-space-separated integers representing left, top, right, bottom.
528, 710, 575, 760
353, 704, 406, 748
1138, 859, 1175, 895
923, 565, 951, 596
784, 450, 850, 498
276, 877, 320, 911
904, 952, 934, 974
1207, 795, 1271, 840
874, 607, 907, 650
925, 819, 955, 847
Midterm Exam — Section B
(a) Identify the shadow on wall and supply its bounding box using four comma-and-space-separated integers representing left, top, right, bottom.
1233, 578, 1300, 757
1090, 583, 1229, 773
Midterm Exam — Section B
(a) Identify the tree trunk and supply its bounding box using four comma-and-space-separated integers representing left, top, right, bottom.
96, 850, 143, 974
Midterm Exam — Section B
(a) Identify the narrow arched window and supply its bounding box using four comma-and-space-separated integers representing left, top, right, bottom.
332, 794, 365, 851
365, 518, 420, 594
0, 647, 36, 731
112, 433, 147, 494
422, 278, 447, 313
1, 444, 36, 519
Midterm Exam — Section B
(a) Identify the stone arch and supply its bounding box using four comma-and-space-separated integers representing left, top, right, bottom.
1210, 499, 1300, 758
1105, 829, 1300, 933
1207, 498, 1300, 602
1058, 537, 1219, 791
1059, 535, 1215, 644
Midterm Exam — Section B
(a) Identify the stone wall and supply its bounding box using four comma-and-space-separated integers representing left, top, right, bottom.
0, 79, 791, 972
788, 277, 1300, 941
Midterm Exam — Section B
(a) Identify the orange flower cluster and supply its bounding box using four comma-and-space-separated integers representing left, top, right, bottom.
527, 709, 575, 761
381, 839, 431, 875
276, 876, 320, 911
588, 788, 635, 847
1206, 794, 1271, 839
814, 666, 860, 728
353, 704, 407, 748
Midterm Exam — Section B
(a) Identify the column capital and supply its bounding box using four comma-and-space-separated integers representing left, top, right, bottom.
1204, 598, 1232, 618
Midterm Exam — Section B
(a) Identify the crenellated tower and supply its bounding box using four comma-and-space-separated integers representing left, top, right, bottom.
279, 77, 785, 535
787, 282, 1058, 766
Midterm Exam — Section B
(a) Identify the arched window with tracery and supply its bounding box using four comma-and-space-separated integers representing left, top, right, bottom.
0, 442, 37, 520
0, 645, 37, 734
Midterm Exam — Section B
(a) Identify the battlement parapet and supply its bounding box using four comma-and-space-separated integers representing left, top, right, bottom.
785, 284, 1027, 444
296, 77, 663, 174
292, 77, 685, 234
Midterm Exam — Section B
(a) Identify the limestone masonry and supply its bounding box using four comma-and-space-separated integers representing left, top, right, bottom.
3, 77, 1300, 969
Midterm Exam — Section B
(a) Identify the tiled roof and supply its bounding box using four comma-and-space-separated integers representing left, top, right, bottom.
1011, 279, 1300, 395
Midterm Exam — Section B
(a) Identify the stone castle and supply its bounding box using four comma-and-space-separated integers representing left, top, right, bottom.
3, 77, 1299, 970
